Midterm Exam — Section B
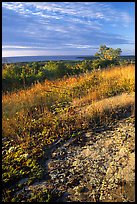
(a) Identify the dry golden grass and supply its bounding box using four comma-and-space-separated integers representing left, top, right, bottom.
59, 92, 135, 131
71, 65, 134, 107
2, 64, 135, 143
81, 92, 135, 118
2, 65, 134, 116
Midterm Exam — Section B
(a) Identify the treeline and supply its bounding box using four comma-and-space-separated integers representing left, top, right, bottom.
2, 61, 91, 92
2, 45, 134, 92
2, 59, 131, 93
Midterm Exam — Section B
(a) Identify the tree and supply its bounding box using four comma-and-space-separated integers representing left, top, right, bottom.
95, 45, 122, 61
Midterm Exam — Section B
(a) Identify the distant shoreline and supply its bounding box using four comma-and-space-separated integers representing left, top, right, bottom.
2, 55, 89, 64
2, 55, 135, 64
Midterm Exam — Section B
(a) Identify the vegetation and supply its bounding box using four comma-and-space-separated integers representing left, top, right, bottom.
95, 45, 122, 60
91, 45, 121, 69
2, 45, 134, 93
2, 60, 94, 92
2, 45, 135, 201
2, 63, 135, 201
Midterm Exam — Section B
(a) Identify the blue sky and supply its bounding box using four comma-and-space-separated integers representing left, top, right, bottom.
2, 2, 135, 57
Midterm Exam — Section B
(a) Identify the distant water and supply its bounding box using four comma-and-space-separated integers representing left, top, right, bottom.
2, 55, 90, 64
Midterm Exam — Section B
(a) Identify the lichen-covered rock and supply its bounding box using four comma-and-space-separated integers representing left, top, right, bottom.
28, 116, 135, 202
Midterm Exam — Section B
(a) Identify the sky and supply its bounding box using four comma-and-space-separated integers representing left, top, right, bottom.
2, 2, 135, 57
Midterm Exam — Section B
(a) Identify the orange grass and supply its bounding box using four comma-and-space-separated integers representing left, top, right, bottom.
2, 65, 134, 117
2, 64, 134, 149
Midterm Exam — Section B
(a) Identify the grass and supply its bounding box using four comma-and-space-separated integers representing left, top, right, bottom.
2, 64, 135, 202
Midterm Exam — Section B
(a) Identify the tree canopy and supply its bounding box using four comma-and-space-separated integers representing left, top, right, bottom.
95, 45, 122, 60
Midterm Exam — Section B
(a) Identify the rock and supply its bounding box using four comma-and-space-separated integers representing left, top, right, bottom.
72, 159, 80, 167
118, 147, 127, 157
104, 139, 113, 148
85, 132, 92, 137
81, 148, 92, 157
118, 153, 135, 183
47, 161, 58, 170
52, 152, 57, 157
32, 116, 135, 202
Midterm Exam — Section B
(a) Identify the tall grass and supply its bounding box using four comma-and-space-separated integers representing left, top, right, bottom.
2, 65, 135, 144
3, 65, 134, 117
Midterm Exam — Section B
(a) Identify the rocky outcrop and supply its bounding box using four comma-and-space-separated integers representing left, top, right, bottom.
28, 116, 135, 202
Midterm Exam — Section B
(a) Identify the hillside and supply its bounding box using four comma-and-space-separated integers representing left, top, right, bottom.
2, 64, 135, 202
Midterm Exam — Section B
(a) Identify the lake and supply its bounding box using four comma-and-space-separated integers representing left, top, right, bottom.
2, 55, 92, 64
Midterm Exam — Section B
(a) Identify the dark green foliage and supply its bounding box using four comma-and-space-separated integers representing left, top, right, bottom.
91, 58, 119, 69
43, 61, 69, 79
2, 60, 94, 92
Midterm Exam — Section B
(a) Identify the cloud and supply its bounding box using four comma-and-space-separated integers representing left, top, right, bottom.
2, 45, 33, 49
2, 45, 46, 49
2, 2, 135, 56
2, 2, 133, 26
2, 45, 66, 50
66, 44, 98, 49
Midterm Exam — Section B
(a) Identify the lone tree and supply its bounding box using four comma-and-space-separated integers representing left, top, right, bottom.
95, 45, 122, 61
91, 45, 122, 69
